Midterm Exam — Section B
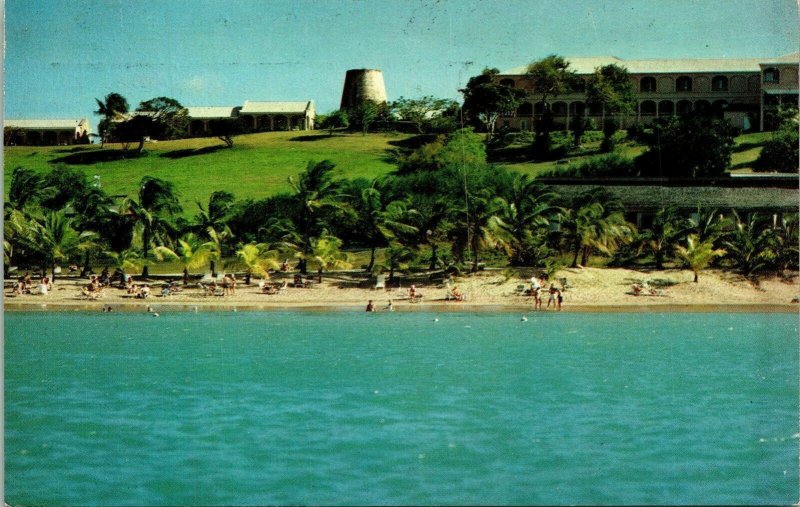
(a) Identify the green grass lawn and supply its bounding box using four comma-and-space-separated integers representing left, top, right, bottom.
4, 131, 411, 215
4, 129, 776, 215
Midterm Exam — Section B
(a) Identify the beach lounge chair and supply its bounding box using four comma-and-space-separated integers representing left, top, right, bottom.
374, 274, 386, 290
514, 284, 527, 296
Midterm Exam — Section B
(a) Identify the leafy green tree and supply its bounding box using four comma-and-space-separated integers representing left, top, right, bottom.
391, 96, 459, 134
675, 234, 726, 282
347, 100, 384, 135
116, 97, 189, 151
319, 110, 349, 136
118, 176, 182, 277
396, 128, 486, 175
94, 92, 129, 146
460, 68, 527, 141
755, 106, 799, 173
635, 113, 736, 178
207, 118, 244, 148
526, 55, 577, 155
585, 64, 636, 152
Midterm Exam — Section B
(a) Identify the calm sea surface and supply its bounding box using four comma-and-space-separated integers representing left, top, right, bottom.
5, 310, 798, 505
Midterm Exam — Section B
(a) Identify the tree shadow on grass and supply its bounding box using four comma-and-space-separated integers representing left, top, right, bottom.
289, 134, 337, 142
387, 134, 437, 150
159, 145, 226, 159
733, 141, 765, 153
50, 149, 147, 165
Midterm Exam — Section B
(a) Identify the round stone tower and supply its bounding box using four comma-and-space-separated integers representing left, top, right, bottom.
339, 69, 387, 110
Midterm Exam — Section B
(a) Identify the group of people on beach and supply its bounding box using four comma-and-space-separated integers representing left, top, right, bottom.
529, 276, 563, 311
12, 272, 51, 296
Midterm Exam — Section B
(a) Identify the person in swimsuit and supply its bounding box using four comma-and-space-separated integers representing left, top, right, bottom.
547, 284, 557, 309
366, 300, 375, 312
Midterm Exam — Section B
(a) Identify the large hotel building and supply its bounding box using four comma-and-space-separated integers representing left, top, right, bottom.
496, 53, 799, 132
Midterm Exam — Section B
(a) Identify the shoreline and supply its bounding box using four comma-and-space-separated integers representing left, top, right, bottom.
5, 267, 798, 314
5, 301, 798, 313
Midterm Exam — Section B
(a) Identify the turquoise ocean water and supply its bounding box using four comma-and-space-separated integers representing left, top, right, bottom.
5, 310, 799, 505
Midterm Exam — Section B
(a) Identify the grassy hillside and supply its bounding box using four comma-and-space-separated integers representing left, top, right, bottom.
4, 129, 772, 215
4, 131, 411, 214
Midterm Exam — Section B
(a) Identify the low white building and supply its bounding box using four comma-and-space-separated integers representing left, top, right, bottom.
4, 118, 91, 145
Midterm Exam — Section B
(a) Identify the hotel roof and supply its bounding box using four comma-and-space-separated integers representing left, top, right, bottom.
5, 119, 88, 129
186, 106, 239, 119
502, 54, 799, 75
239, 101, 314, 114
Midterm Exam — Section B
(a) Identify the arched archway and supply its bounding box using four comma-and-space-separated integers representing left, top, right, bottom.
551, 102, 568, 116
658, 100, 674, 116
26, 131, 41, 146
569, 102, 585, 115
517, 102, 533, 116
676, 76, 693, 92
640, 77, 656, 92
676, 100, 692, 115
712, 75, 728, 91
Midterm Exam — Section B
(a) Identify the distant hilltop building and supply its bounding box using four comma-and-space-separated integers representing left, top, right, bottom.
340, 69, 388, 110
497, 53, 799, 132
4, 118, 90, 146
185, 101, 315, 136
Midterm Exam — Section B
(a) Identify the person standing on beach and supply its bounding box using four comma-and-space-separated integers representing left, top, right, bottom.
366, 300, 375, 312
384, 299, 394, 311
556, 288, 563, 311
547, 284, 557, 310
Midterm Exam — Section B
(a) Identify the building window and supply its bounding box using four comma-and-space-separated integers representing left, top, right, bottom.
640, 77, 657, 92
763, 68, 780, 83
676, 76, 693, 92
517, 102, 533, 116
711, 76, 728, 91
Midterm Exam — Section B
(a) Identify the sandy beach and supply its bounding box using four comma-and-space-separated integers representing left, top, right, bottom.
4, 267, 799, 312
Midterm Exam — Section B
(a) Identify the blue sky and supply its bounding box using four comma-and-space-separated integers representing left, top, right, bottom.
4, 0, 798, 130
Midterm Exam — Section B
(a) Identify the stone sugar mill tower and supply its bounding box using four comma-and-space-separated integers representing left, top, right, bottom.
339, 69, 387, 110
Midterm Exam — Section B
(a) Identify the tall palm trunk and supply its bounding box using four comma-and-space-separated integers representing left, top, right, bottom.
429, 243, 438, 271
571, 239, 581, 268
367, 246, 376, 272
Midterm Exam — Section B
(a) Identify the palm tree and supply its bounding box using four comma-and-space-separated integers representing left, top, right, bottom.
234, 243, 280, 284
723, 212, 775, 276
287, 160, 344, 273
675, 234, 726, 283
118, 176, 182, 277
491, 175, 559, 266
154, 233, 214, 285
310, 234, 352, 282
94, 92, 129, 146
409, 196, 453, 271
104, 248, 145, 283
204, 225, 234, 277
562, 193, 635, 268
639, 208, 688, 270
30, 210, 96, 281
452, 188, 506, 273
